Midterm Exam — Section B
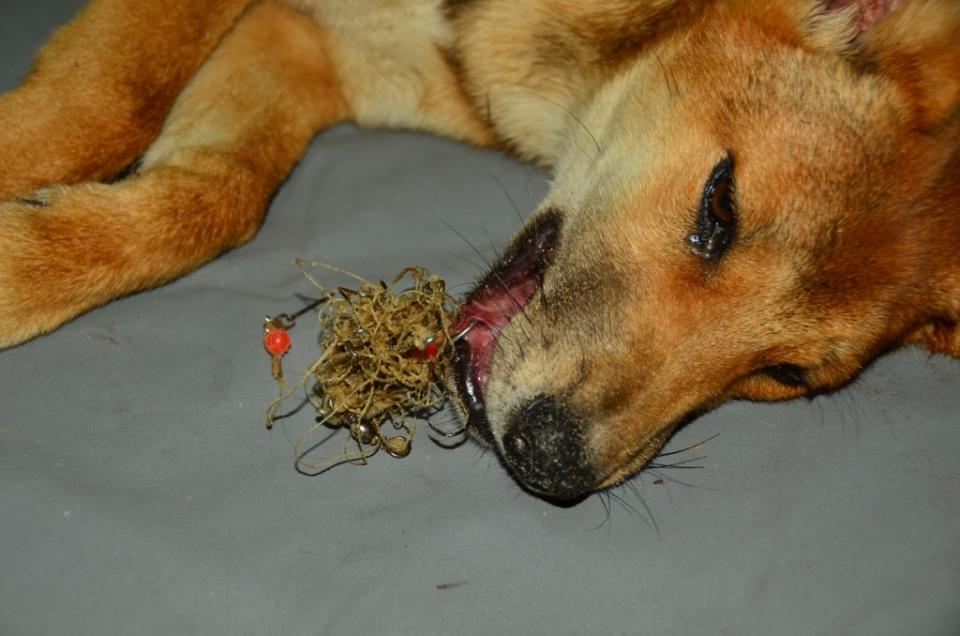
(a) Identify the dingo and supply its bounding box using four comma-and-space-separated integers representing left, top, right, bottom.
1, 0, 957, 500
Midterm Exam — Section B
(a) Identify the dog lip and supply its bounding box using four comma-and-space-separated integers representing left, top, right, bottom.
452, 213, 561, 434
453, 337, 494, 443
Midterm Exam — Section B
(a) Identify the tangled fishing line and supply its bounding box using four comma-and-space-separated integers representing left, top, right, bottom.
263, 260, 466, 473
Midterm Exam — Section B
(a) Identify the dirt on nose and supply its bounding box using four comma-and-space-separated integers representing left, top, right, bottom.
501, 394, 596, 500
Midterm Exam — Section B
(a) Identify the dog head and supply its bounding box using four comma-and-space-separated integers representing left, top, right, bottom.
451, 0, 960, 501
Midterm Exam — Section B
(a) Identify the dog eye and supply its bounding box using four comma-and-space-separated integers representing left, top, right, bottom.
688, 154, 736, 260
760, 363, 807, 388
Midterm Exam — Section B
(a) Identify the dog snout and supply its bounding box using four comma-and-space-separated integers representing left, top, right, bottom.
501, 394, 595, 501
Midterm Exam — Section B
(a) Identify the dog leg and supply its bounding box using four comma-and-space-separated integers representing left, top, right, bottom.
0, 2, 349, 347
0, 0, 258, 200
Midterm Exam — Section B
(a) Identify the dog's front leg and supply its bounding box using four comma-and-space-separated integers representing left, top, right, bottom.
0, 0, 259, 200
0, 2, 349, 347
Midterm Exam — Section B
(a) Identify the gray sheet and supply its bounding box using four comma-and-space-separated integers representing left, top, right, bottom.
2, 2, 958, 635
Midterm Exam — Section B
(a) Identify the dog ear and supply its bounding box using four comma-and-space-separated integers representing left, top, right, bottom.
822, 0, 902, 34
804, 0, 960, 129
859, 1, 960, 129
800, 0, 902, 49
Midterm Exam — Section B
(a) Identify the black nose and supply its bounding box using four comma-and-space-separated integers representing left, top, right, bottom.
501, 395, 594, 501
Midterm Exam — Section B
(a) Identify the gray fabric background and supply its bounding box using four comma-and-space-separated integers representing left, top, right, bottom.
1, 2, 958, 634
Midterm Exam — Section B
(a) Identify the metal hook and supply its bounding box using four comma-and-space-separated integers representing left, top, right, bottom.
451, 321, 478, 342
269, 297, 329, 331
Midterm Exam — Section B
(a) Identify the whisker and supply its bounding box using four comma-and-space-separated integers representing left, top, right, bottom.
442, 249, 487, 276
647, 455, 706, 470
592, 491, 613, 531
441, 218, 496, 272
624, 481, 660, 535
608, 490, 637, 515
645, 468, 707, 490
523, 89, 602, 159
655, 432, 720, 458
654, 53, 680, 99
488, 172, 527, 225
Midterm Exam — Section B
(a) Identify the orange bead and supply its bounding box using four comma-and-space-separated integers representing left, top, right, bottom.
264, 329, 292, 356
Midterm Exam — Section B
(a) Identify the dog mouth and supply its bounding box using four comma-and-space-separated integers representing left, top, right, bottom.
451, 213, 561, 442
